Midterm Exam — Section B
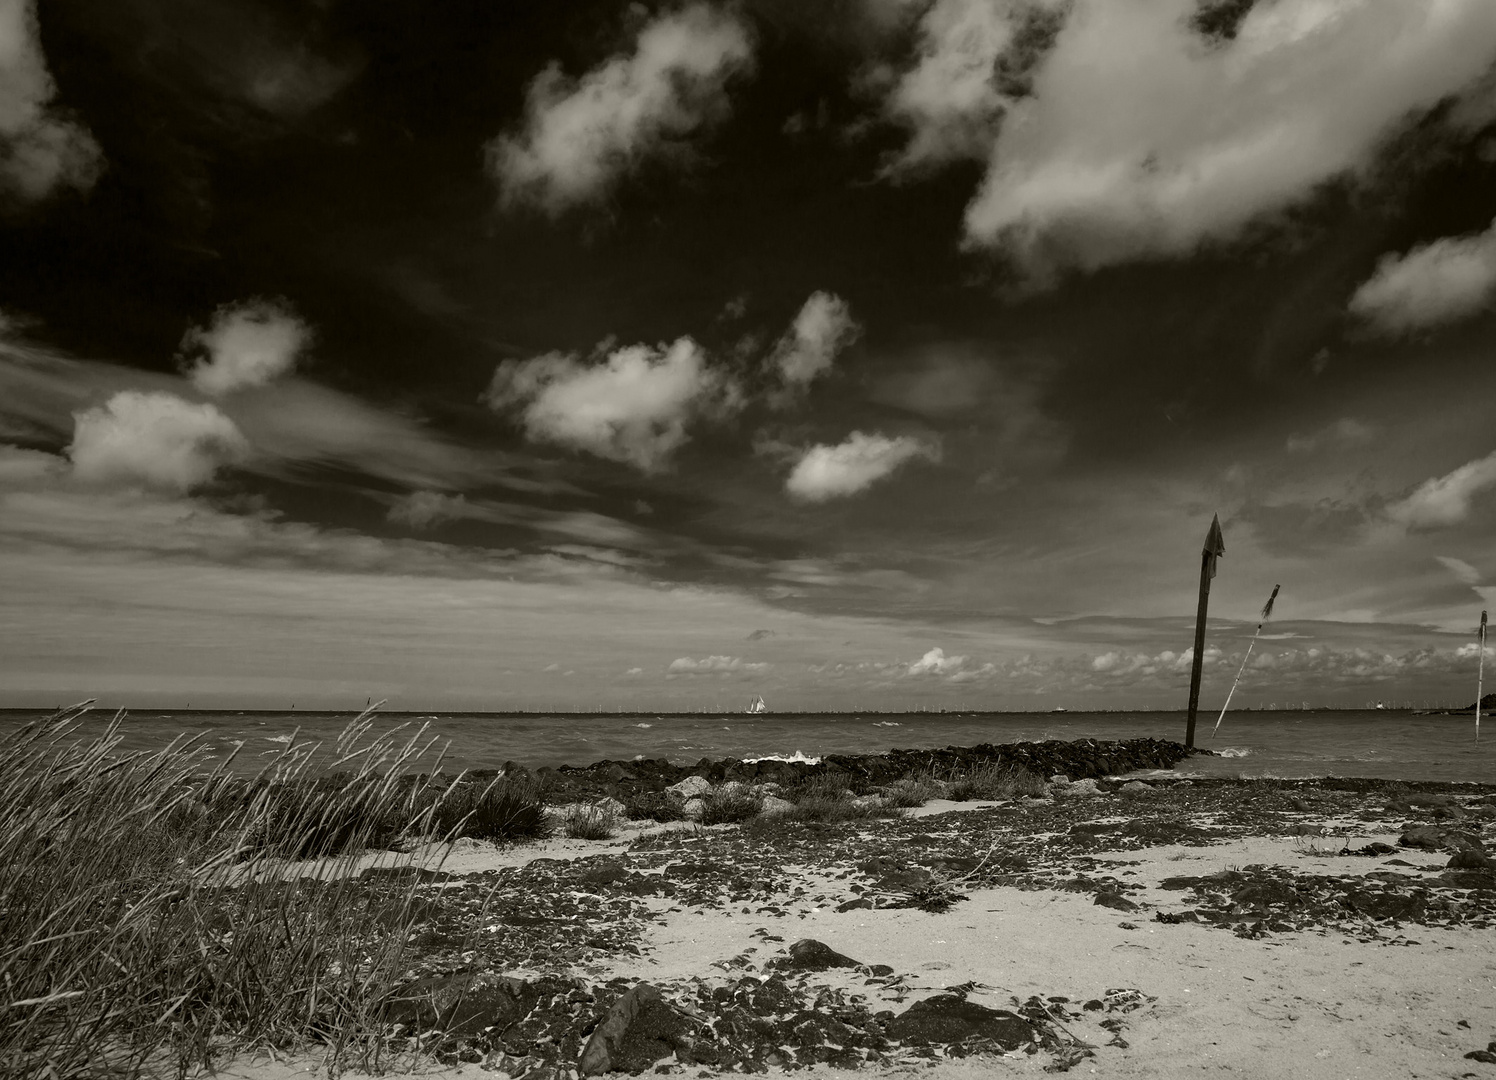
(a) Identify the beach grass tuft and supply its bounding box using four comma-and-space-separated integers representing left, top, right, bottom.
698, 786, 764, 826
945, 762, 1048, 802
562, 802, 620, 839
0, 701, 463, 1079
881, 771, 944, 808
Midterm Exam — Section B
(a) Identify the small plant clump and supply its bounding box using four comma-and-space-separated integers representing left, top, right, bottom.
621, 790, 686, 823
698, 787, 764, 826
427, 777, 549, 842
562, 803, 620, 839
945, 763, 1048, 802
882, 773, 944, 808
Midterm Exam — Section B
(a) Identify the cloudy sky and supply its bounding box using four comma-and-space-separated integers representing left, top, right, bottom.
4, 0, 1496, 712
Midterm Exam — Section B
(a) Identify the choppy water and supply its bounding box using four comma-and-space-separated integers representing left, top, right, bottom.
1, 708, 1493, 785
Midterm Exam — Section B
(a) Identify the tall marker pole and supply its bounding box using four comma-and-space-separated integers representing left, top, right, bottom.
1185, 514, 1225, 749
1478, 610, 1487, 744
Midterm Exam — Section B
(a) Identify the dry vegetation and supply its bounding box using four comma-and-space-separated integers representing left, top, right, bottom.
0, 702, 544, 1079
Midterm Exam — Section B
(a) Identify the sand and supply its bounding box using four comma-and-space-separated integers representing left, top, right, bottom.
203, 794, 1496, 1080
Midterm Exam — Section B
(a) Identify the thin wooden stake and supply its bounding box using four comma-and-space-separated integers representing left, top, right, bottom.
1185, 514, 1225, 749
1477, 610, 1487, 745
1212, 584, 1281, 739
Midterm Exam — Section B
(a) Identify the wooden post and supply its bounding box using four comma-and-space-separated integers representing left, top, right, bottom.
1184, 514, 1225, 749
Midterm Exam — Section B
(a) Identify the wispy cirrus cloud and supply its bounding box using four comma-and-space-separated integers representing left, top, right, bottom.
0, 0, 105, 203
487, 4, 754, 215
1348, 218, 1496, 337
1385, 450, 1496, 530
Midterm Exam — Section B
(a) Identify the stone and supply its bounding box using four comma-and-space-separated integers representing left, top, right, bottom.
1048, 774, 1071, 786
382, 971, 535, 1036
759, 795, 795, 817
1400, 825, 1485, 852
767, 939, 863, 972
1067, 778, 1102, 796
578, 982, 692, 1076
886, 994, 1035, 1049
1119, 781, 1153, 794
680, 797, 705, 820
1094, 890, 1139, 912
668, 776, 710, 799
1449, 848, 1493, 870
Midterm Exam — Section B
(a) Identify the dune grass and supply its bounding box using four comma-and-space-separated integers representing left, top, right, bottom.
0, 701, 538, 1079
944, 762, 1048, 802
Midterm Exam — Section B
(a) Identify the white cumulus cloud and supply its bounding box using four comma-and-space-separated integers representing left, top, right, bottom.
69, 391, 249, 493
487, 4, 753, 215
785, 431, 937, 502
181, 298, 311, 396
666, 654, 768, 675
1348, 219, 1496, 337
0, 0, 104, 203
1386, 450, 1496, 529
485, 337, 741, 473
877, 0, 1063, 176
768, 291, 859, 402
907, 646, 966, 675
957, 0, 1496, 288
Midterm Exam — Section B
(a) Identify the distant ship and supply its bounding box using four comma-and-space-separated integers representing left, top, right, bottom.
1050, 706, 1068, 713
747, 695, 768, 715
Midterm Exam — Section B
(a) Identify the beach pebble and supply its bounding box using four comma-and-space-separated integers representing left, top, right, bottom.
759, 795, 795, 817
1119, 781, 1153, 795
1094, 890, 1139, 912
1066, 778, 1102, 797
579, 982, 690, 1076
885, 994, 1035, 1050
668, 776, 710, 799
766, 938, 864, 972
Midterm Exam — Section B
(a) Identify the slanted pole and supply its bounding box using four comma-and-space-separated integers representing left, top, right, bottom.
1184, 514, 1225, 749
1478, 610, 1488, 744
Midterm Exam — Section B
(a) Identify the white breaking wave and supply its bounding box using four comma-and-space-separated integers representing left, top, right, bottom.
265, 734, 294, 744
635, 723, 653, 728
1218, 747, 1251, 758
743, 749, 822, 765
874, 721, 901, 727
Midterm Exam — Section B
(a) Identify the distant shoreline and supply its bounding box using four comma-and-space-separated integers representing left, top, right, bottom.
0, 706, 1431, 719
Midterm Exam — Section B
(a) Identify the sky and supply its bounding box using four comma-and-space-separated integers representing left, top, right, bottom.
4, 0, 1496, 713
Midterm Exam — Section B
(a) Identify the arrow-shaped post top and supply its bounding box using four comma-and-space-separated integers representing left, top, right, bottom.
1204, 514, 1225, 558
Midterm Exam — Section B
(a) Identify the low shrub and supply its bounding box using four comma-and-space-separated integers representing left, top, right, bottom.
428, 777, 549, 842
621, 791, 686, 823
562, 803, 619, 839
698, 787, 763, 826
882, 773, 944, 808
783, 771, 858, 804
945, 763, 1048, 802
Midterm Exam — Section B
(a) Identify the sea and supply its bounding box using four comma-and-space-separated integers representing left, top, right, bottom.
0, 708, 1492, 785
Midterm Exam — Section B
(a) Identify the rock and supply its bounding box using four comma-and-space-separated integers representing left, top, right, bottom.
1464, 1047, 1496, 1064
1288, 823, 1328, 836
1119, 781, 1153, 795
851, 795, 887, 810
886, 994, 1035, 1049
767, 939, 863, 972
594, 796, 627, 818
1048, 774, 1071, 786
759, 795, 795, 817
715, 780, 746, 797
1094, 890, 1139, 912
579, 982, 692, 1076
680, 797, 704, 820
1401, 825, 1485, 852
1067, 778, 1102, 797
1449, 848, 1493, 870
382, 971, 535, 1036
668, 776, 710, 799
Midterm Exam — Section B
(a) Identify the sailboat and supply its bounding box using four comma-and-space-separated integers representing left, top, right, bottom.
746, 695, 767, 715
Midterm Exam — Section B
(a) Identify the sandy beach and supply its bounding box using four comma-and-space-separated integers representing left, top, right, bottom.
200, 772, 1496, 1080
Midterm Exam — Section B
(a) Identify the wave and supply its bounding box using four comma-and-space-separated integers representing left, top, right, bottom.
635, 723, 653, 729
1217, 747, 1251, 758
265, 734, 294, 744
873, 721, 901, 727
743, 749, 822, 765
